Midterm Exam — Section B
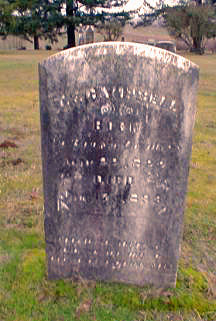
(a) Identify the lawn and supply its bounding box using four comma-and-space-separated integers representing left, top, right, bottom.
0, 49, 216, 321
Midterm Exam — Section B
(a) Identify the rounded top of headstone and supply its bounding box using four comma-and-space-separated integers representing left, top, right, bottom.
41, 42, 199, 72
86, 25, 94, 32
156, 40, 175, 45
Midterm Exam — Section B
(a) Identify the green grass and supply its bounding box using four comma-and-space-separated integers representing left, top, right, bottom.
0, 50, 216, 321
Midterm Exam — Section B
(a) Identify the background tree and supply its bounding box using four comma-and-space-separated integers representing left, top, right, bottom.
1, 0, 127, 49
49, 0, 111, 49
128, 0, 166, 28
95, 13, 128, 41
0, 0, 14, 38
163, 2, 216, 54
63, 0, 129, 48
0, 0, 63, 49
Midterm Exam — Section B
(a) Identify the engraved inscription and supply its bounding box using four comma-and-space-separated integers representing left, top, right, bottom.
49, 235, 172, 273
53, 85, 177, 219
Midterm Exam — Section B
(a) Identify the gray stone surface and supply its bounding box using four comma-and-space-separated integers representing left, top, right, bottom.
78, 32, 85, 46
39, 42, 199, 287
156, 41, 176, 53
85, 26, 94, 44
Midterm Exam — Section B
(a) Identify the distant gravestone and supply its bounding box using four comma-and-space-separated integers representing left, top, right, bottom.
146, 39, 156, 47
39, 42, 199, 288
85, 26, 94, 44
78, 31, 85, 46
156, 41, 177, 53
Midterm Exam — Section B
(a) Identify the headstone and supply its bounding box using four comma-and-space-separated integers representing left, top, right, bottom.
156, 41, 177, 53
146, 39, 156, 47
39, 42, 199, 288
85, 26, 94, 44
78, 31, 85, 46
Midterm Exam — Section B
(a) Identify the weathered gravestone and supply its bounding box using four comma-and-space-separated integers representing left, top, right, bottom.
156, 41, 177, 53
78, 31, 85, 46
85, 26, 94, 44
39, 42, 199, 287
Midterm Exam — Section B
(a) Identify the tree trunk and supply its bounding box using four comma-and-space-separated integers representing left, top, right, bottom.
191, 20, 204, 54
34, 35, 39, 50
66, 0, 76, 48
191, 36, 204, 54
67, 24, 76, 48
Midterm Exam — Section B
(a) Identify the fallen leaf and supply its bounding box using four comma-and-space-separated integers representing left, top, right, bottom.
11, 158, 23, 166
0, 140, 18, 148
30, 191, 39, 200
161, 290, 173, 298
76, 299, 92, 319
38, 293, 47, 303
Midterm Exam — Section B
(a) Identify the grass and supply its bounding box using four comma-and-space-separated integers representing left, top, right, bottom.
0, 49, 216, 321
